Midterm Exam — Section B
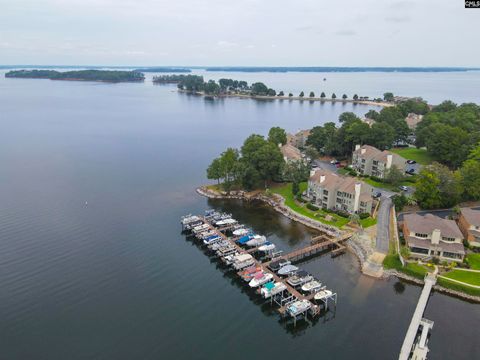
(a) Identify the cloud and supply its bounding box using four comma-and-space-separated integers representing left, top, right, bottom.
216, 40, 239, 48
335, 30, 356, 36
385, 16, 411, 23
295, 25, 313, 32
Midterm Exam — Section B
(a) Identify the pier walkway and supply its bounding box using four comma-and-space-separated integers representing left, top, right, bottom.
399, 272, 437, 360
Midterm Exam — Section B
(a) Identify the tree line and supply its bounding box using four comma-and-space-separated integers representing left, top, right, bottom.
5, 69, 145, 82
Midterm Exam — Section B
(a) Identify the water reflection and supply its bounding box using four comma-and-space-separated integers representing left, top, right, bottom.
394, 281, 406, 294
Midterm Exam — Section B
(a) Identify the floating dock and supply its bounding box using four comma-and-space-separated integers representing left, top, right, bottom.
181, 211, 350, 326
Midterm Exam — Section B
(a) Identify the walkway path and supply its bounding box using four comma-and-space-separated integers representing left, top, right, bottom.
438, 275, 480, 289
375, 196, 391, 254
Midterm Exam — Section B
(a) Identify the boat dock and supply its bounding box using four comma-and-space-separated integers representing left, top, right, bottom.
398, 272, 436, 360
181, 210, 347, 326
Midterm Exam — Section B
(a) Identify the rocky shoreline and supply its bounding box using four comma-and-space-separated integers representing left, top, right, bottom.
196, 186, 480, 303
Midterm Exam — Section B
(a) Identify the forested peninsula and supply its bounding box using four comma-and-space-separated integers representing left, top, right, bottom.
5, 69, 145, 82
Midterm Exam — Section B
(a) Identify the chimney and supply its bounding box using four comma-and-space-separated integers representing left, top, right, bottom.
310, 169, 316, 178
320, 175, 326, 183
353, 183, 361, 212
361, 148, 366, 155
355, 144, 361, 151
431, 229, 441, 245
386, 154, 393, 169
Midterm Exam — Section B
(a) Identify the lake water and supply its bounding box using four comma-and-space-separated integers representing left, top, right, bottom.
0, 71, 479, 360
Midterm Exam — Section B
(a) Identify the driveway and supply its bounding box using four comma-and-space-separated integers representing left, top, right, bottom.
375, 196, 391, 254
313, 159, 339, 173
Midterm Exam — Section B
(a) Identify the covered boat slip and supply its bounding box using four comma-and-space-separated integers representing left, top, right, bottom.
181, 210, 342, 326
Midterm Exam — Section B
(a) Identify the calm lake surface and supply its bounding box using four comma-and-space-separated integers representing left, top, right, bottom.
0, 71, 479, 360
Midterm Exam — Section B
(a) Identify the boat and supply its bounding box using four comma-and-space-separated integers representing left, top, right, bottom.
286, 270, 313, 287
223, 252, 240, 265
258, 242, 275, 252
314, 289, 333, 301
232, 254, 255, 270
192, 224, 209, 233
246, 235, 267, 247
216, 246, 237, 257
215, 218, 237, 226
241, 270, 264, 282
237, 234, 254, 245
181, 215, 201, 225
260, 281, 287, 298
232, 228, 249, 236
301, 280, 322, 293
268, 259, 291, 272
277, 264, 299, 276
286, 299, 312, 317
203, 235, 221, 245
248, 272, 274, 288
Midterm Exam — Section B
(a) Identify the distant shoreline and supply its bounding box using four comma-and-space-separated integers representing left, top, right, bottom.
179, 89, 392, 107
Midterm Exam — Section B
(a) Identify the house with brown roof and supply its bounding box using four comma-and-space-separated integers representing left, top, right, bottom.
352, 144, 407, 179
458, 208, 480, 247
405, 113, 423, 130
402, 213, 465, 261
280, 144, 303, 163
287, 129, 311, 148
307, 169, 373, 214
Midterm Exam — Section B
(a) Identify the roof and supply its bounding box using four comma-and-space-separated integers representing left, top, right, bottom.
404, 213, 464, 239
461, 208, 480, 226
295, 129, 311, 137
280, 144, 302, 161
309, 168, 372, 198
353, 144, 406, 164
405, 113, 423, 129
406, 236, 465, 255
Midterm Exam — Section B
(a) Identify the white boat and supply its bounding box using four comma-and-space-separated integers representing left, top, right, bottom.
258, 242, 275, 252
223, 252, 240, 265
246, 235, 267, 247
233, 228, 249, 236
192, 224, 209, 233
314, 289, 333, 301
286, 299, 312, 317
181, 215, 201, 225
248, 272, 274, 288
260, 282, 287, 298
277, 264, 299, 276
215, 218, 237, 226
287, 271, 313, 287
301, 280, 322, 293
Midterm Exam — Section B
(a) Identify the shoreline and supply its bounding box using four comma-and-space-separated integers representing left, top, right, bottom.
196, 185, 480, 303
180, 90, 392, 107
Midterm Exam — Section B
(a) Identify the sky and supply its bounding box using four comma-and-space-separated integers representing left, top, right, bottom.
0, 0, 479, 67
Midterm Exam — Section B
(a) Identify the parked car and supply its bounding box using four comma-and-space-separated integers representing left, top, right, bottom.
330, 159, 340, 165
373, 191, 382, 198
406, 159, 416, 164
405, 168, 415, 175
399, 185, 409, 191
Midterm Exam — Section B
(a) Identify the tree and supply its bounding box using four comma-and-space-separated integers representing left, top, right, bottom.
288, 93, 293, 97
252, 142, 284, 188
368, 122, 395, 150
353, 94, 359, 101
339, 112, 360, 124
304, 146, 320, 161
415, 168, 442, 209
267, 88, 276, 96
423, 124, 470, 168
292, 182, 300, 196
278, 91, 284, 96
251, 82, 269, 96
207, 158, 222, 184
320, 92, 326, 98
309, 91, 315, 98
331, 93, 337, 99
365, 109, 380, 121
385, 166, 405, 187
392, 194, 408, 211
391, 118, 410, 144
268, 126, 287, 145
342, 94, 347, 100
204, 80, 220, 95
460, 159, 480, 200
383, 92, 394, 102
220, 148, 240, 187
433, 100, 457, 113
299, 91, 304, 97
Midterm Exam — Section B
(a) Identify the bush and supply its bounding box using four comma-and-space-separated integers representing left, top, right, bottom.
348, 169, 358, 176
296, 195, 307, 203
306, 203, 319, 211
336, 210, 350, 218
359, 174, 369, 178
370, 175, 383, 183
359, 212, 370, 219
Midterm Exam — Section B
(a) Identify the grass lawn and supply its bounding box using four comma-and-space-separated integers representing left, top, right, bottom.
382, 254, 429, 280
442, 269, 480, 286
438, 277, 480, 297
391, 147, 433, 165
466, 253, 480, 270
362, 177, 399, 192
359, 217, 377, 228
270, 182, 350, 228
337, 168, 350, 175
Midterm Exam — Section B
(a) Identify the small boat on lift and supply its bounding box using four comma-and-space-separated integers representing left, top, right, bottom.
246, 235, 267, 247
314, 289, 333, 301
258, 242, 275, 252
248, 272, 273, 288
260, 281, 287, 298
301, 280, 323, 293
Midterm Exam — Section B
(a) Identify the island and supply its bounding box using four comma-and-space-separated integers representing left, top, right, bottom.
135, 67, 191, 73
5, 69, 145, 83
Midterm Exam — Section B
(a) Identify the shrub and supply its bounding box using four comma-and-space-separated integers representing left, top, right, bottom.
359, 212, 370, 220
296, 195, 307, 203
348, 169, 358, 176
370, 175, 383, 183
336, 210, 350, 218
306, 203, 319, 211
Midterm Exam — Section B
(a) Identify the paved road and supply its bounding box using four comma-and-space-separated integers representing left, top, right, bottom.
375, 196, 392, 254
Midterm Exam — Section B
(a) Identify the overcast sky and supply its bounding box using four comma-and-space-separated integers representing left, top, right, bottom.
0, 0, 478, 66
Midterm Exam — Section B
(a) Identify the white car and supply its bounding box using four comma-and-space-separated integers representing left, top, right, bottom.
399, 185, 409, 191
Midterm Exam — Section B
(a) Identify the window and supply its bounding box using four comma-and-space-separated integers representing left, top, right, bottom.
442, 252, 462, 259
441, 237, 456, 242
411, 247, 429, 254
415, 233, 428, 238
323, 190, 328, 195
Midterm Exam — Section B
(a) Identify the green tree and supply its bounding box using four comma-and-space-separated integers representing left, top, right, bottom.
415, 168, 442, 209
292, 181, 300, 196
268, 126, 287, 145
385, 166, 405, 187
309, 91, 315, 98
278, 91, 284, 96
459, 157, 480, 200
320, 92, 326, 98
331, 93, 337, 99
251, 82, 269, 96
383, 92, 394, 102
339, 112, 360, 124
204, 80, 220, 95
288, 93, 293, 97
353, 94, 359, 101
207, 158, 223, 184
423, 124, 470, 168
365, 109, 380, 120
342, 94, 347, 100
368, 122, 395, 150
433, 100, 457, 113
267, 88, 276, 96
299, 91, 304, 97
